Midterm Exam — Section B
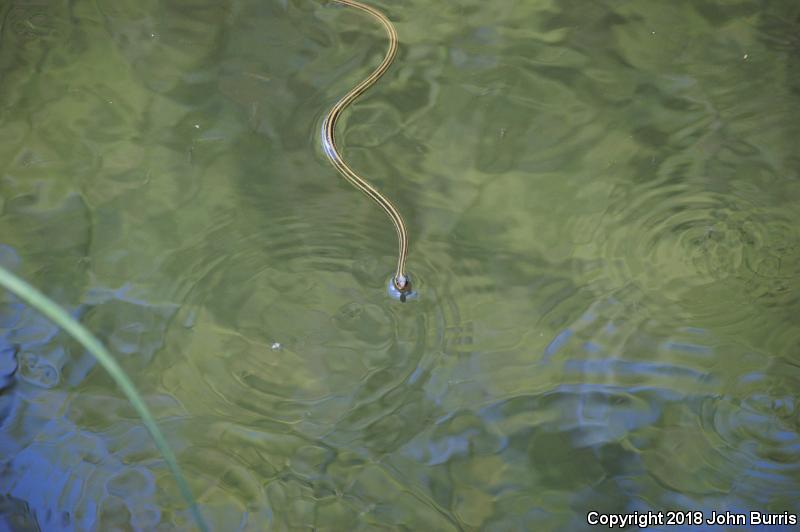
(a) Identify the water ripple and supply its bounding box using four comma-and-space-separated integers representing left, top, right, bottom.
2, 0, 799, 528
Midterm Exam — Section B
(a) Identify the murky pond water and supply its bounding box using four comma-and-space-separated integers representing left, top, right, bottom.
1, 0, 799, 530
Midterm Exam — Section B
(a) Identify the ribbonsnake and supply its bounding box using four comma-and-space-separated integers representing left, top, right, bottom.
321, 0, 413, 300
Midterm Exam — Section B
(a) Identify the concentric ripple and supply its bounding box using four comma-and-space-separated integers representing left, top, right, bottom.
126, 200, 471, 527
585, 167, 800, 330
683, 370, 800, 504
160, 211, 455, 427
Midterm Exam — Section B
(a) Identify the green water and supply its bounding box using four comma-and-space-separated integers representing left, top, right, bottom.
1, 0, 799, 530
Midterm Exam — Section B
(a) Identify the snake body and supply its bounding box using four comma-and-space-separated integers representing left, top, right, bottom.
321, 0, 412, 300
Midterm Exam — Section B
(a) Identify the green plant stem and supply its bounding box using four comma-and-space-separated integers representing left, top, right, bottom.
0, 265, 208, 532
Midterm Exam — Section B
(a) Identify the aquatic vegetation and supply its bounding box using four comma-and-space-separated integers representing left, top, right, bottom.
0, 266, 208, 532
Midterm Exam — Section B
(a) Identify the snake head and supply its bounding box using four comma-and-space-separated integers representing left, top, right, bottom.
394, 275, 409, 290
388, 275, 415, 302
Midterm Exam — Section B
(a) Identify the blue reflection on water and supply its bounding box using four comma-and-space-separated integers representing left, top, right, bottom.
543, 328, 572, 359
0, 246, 179, 530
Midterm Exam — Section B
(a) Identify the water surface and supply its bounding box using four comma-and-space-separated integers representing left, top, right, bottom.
1, 0, 799, 530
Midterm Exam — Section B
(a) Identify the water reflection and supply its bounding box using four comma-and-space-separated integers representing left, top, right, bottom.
0, 0, 799, 529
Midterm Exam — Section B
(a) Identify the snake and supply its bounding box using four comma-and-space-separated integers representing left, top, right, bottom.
321, 0, 413, 301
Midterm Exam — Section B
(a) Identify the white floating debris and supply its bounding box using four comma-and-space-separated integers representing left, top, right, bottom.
271, 342, 281, 351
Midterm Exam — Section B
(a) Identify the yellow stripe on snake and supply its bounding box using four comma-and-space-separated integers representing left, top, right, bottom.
321, 0, 413, 301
